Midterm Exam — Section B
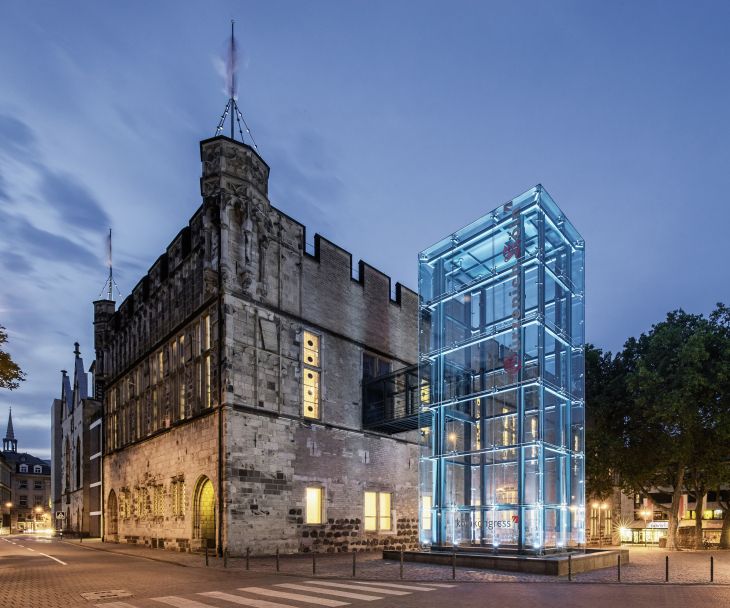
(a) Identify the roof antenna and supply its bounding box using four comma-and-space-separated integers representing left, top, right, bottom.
99, 228, 121, 301
215, 19, 259, 151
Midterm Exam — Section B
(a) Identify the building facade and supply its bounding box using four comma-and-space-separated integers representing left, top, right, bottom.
2, 410, 52, 533
51, 343, 103, 536
418, 186, 586, 553
93, 135, 421, 554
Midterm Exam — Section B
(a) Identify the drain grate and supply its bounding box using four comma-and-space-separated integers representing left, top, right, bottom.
81, 590, 133, 601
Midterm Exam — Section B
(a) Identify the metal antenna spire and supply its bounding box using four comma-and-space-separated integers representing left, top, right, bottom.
215, 20, 259, 151
99, 228, 122, 301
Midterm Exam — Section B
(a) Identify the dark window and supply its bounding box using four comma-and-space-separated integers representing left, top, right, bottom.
34, 480, 42, 490
19, 495, 28, 507
18, 480, 27, 489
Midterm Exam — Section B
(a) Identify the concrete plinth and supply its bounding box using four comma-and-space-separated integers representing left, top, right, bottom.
383, 548, 630, 576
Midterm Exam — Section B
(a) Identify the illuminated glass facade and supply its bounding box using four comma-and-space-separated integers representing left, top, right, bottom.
418, 185, 585, 553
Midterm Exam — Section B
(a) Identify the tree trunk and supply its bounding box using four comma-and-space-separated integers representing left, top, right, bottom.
665, 467, 685, 551
720, 509, 730, 549
694, 493, 706, 549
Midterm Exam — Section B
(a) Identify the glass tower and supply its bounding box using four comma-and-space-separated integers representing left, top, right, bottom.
418, 185, 585, 553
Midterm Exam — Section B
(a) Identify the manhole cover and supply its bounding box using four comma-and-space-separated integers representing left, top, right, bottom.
81, 590, 133, 601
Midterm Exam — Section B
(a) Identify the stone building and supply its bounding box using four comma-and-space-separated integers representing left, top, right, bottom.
2, 410, 52, 532
51, 343, 103, 536
1, 452, 11, 530
93, 135, 421, 554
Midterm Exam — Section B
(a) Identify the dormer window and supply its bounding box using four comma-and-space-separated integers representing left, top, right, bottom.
33, 465, 42, 474
19, 464, 28, 473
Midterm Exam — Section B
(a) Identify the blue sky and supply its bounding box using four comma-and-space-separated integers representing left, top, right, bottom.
1, 1, 729, 458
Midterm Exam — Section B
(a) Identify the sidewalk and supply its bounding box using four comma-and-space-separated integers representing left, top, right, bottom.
61, 539, 730, 584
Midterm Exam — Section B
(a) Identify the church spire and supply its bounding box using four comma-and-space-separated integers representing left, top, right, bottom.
3, 407, 17, 453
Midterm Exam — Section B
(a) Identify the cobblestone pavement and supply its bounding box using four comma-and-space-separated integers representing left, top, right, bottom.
2, 535, 730, 608
63, 538, 730, 584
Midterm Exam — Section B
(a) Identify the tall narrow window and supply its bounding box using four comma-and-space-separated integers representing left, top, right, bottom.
305, 487, 324, 524
422, 495, 433, 531
302, 330, 321, 419
364, 491, 393, 532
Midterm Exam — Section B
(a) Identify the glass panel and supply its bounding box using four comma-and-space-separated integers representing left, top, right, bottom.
303, 369, 320, 419
305, 487, 323, 524
303, 331, 320, 367
364, 491, 377, 531
379, 492, 392, 531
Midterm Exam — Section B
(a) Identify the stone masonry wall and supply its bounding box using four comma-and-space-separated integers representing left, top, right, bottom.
103, 410, 219, 552
224, 410, 420, 555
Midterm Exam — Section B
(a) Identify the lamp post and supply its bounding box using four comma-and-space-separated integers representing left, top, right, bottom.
4, 502, 11, 534
33, 506, 44, 533
640, 509, 651, 547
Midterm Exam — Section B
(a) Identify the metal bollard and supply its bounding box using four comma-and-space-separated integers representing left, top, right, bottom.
205, 545, 209, 567
665, 555, 668, 582
276, 547, 280, 572
617, 554, 621, 581
246, 547, 250, 571
313, 552, 317, 575
224, 548, 228, 568
711, 555, 714, 583
568, 554, 572, 581
452, 548, 456, 580
352, 552, 356, 578
400, 549, 404, 579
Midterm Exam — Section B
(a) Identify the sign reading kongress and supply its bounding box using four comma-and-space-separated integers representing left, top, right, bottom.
418, 185, 585, 553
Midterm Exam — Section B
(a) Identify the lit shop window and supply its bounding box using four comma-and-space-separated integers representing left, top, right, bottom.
302, 331, 321, 419
305, 487, 324, 525
422, 495, 433, 530
364, 491, 393, 532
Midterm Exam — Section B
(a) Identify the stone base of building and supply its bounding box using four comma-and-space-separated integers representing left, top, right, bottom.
383, 547, 630, 576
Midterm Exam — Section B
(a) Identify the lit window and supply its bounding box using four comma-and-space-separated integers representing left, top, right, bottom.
305, 487, 324, 524
303, 369, 320, 419
303, 331, 320, 366
302, 330, 321, 419
364, 491, 393, 532
422, 495, 432, 530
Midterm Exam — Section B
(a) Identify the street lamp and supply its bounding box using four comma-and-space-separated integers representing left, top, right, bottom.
600, 503, 608, 546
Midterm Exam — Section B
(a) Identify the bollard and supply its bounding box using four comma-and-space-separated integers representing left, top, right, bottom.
400, 549, 404, 579
711, 555, 714, 583
224, 548, 228, 568
452, 548, 456, 580
246, 547, 250, 571
352, 552, 356, 578
205, 545, 209, 567
568, 554, 572, 581
665, 555, 668, 582
276, 547, 280, 573
313, 552, 317, 575
617, 554, 621, 582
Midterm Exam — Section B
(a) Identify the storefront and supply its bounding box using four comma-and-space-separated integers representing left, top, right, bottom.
620, 521, 668, 545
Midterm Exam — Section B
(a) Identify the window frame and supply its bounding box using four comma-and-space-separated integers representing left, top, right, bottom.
304, 486, 325, 526
363, 490, 394, 534
301, 329, 322, 420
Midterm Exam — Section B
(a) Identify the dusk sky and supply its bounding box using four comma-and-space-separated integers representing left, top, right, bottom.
1, 1, 729, 458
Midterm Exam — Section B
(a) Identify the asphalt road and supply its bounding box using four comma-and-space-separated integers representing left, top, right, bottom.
1, 534, 730, 608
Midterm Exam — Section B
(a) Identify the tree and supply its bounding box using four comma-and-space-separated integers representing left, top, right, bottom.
615, 308, 730, 549
0, 324, 25, 390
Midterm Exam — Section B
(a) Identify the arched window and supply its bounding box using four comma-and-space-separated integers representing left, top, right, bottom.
33, 465, 42, 474
107, 489, 119, 536
19, 464, 28, 473
193, 476, 215, 549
